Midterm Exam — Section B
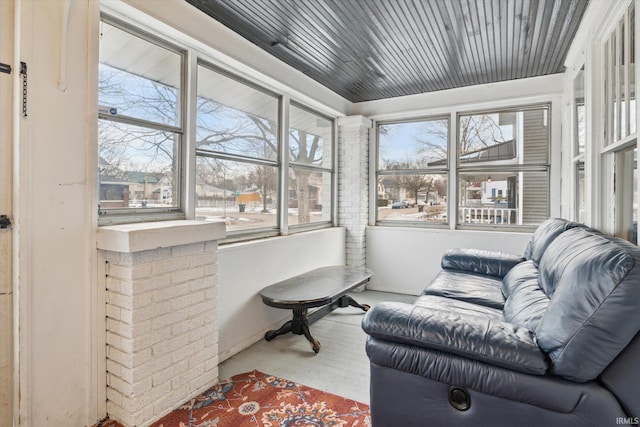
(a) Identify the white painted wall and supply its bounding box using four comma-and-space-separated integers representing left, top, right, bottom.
366, 227, 532, 295
15, 1, 101, 425
217, 227, 346, 361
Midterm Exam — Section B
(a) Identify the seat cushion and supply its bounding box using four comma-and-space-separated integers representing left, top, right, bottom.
536, 227, 640, 382
503, 279, 549, 331
502, 260, 539, 298
422, 269, 505, 310
413, 295, 503, 320
501, 260, 549, 330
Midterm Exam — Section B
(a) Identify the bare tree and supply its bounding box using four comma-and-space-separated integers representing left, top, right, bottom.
416, 114, 509, 162
289, 129, 322, 223
99, 64, 324, 221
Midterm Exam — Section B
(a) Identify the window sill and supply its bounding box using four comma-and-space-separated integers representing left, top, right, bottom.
96, 219, 226, 253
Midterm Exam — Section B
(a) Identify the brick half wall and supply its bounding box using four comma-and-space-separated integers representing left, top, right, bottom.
97, 221, 225, 426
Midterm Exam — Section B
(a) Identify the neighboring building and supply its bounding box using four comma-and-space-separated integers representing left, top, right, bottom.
98, 174, 131, 208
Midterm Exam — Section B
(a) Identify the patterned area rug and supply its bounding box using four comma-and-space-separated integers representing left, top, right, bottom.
149, 370, 370, 427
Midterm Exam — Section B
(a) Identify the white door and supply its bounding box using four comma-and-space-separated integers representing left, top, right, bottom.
0, 0, 14, 424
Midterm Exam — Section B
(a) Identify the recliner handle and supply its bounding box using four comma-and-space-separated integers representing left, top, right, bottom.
449, 386, 471, 411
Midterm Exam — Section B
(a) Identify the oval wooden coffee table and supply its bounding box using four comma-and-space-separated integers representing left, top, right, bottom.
260, 265, 373, 353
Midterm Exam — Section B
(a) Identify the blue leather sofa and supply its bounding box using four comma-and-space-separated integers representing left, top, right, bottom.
362, 218, 640, 426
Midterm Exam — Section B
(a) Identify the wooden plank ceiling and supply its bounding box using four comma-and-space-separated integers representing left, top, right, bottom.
186, 0, 589, 103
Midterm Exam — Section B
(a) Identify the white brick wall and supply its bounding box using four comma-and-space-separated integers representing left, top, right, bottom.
102, 242, 219, 426
338, 115, 373, 268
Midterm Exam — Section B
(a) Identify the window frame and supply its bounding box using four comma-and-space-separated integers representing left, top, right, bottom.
455, 103, 552, 231
287, 101, 336, 233
598, 2, 638, 241
571, 62, 587, 224
194, 59, 282, 241
96, 14, 337, 241
98, 14, 187, 225
374, 115, 451, 227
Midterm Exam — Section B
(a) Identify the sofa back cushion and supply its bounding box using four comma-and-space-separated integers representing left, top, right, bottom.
502, 261, 549, 330
523, 218, 582, 266
535, 227, 640, 382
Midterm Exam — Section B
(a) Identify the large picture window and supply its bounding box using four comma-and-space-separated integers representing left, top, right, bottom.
97, 16, 335, 240
195, 64, 334, 237
376, 117, 449, 225
98, 18, 184, 219
457, 105, 550, 227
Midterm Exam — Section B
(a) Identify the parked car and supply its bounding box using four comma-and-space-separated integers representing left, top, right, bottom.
401, 199, 415, 207
391, 201, 406, 209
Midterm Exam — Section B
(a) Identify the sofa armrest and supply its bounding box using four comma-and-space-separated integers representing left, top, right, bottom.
362, 301, 547, 375
441, 248, 524, 277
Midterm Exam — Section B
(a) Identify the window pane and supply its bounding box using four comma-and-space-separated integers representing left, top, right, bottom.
195, 157, 278, 232
196, 65, 278, 160
613, 30, 619, 142
631, 4, 636, 134
378, 119, 448, 169
576, 163, 585, 223
458, 171, 548, 226
459, 108, 549, 165
288, 167, 332, 226
574, 65, 586, 155
377, 174, 447, 224
98, 119, 179, 210
99, 21, 181, 126
289, 105, 332, 169
614, 147, 637, 244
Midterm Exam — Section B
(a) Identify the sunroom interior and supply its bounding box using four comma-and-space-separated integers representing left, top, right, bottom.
0, 0, 637, 425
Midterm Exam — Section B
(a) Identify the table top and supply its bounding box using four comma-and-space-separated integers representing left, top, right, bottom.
260, 265, 373, 309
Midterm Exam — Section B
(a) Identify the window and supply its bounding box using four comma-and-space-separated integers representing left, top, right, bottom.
601, 4, 637, 244
576, 162, 586, 224
614, 147, 637, 243
376, 117, 449, 225
457, 106, 550, 227
195, 63, 280, 234
573, 64, 586, 223
195, 64, 334, 238
288, 104, 334, 227
97, 15, 336, 240
98, 17, 184, 220
604, 3, 636, 145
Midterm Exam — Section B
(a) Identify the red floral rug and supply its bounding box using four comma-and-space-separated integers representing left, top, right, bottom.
149, 370, 370, 427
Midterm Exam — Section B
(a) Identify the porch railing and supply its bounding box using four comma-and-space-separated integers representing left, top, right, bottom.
459, 206, 517, 224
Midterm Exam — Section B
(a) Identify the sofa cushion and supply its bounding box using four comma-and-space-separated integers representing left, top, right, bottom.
502, 260, 539, 297
363, 302, 548, 375
414, 295, 503, 320
536, 227, 640, 382
501, 260, 549, 330
422, 269, 505, 310
503, 279, 550, 331
441, 248, 524, 278
523, 218, 582, 266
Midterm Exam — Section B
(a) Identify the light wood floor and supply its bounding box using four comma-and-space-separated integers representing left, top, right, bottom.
218, 290, 415, 404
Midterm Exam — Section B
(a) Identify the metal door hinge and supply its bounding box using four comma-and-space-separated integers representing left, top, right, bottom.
0, 215, 12, 229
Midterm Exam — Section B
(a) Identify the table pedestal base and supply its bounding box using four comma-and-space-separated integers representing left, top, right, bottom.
264, 294, 370, 353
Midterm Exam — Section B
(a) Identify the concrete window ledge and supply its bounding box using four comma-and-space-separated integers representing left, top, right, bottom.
96, 219, 226, 253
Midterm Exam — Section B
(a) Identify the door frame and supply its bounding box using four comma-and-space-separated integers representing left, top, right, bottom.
0, 0, 15, 425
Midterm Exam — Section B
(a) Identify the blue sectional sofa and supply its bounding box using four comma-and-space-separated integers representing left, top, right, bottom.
362, 218, 640, 426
